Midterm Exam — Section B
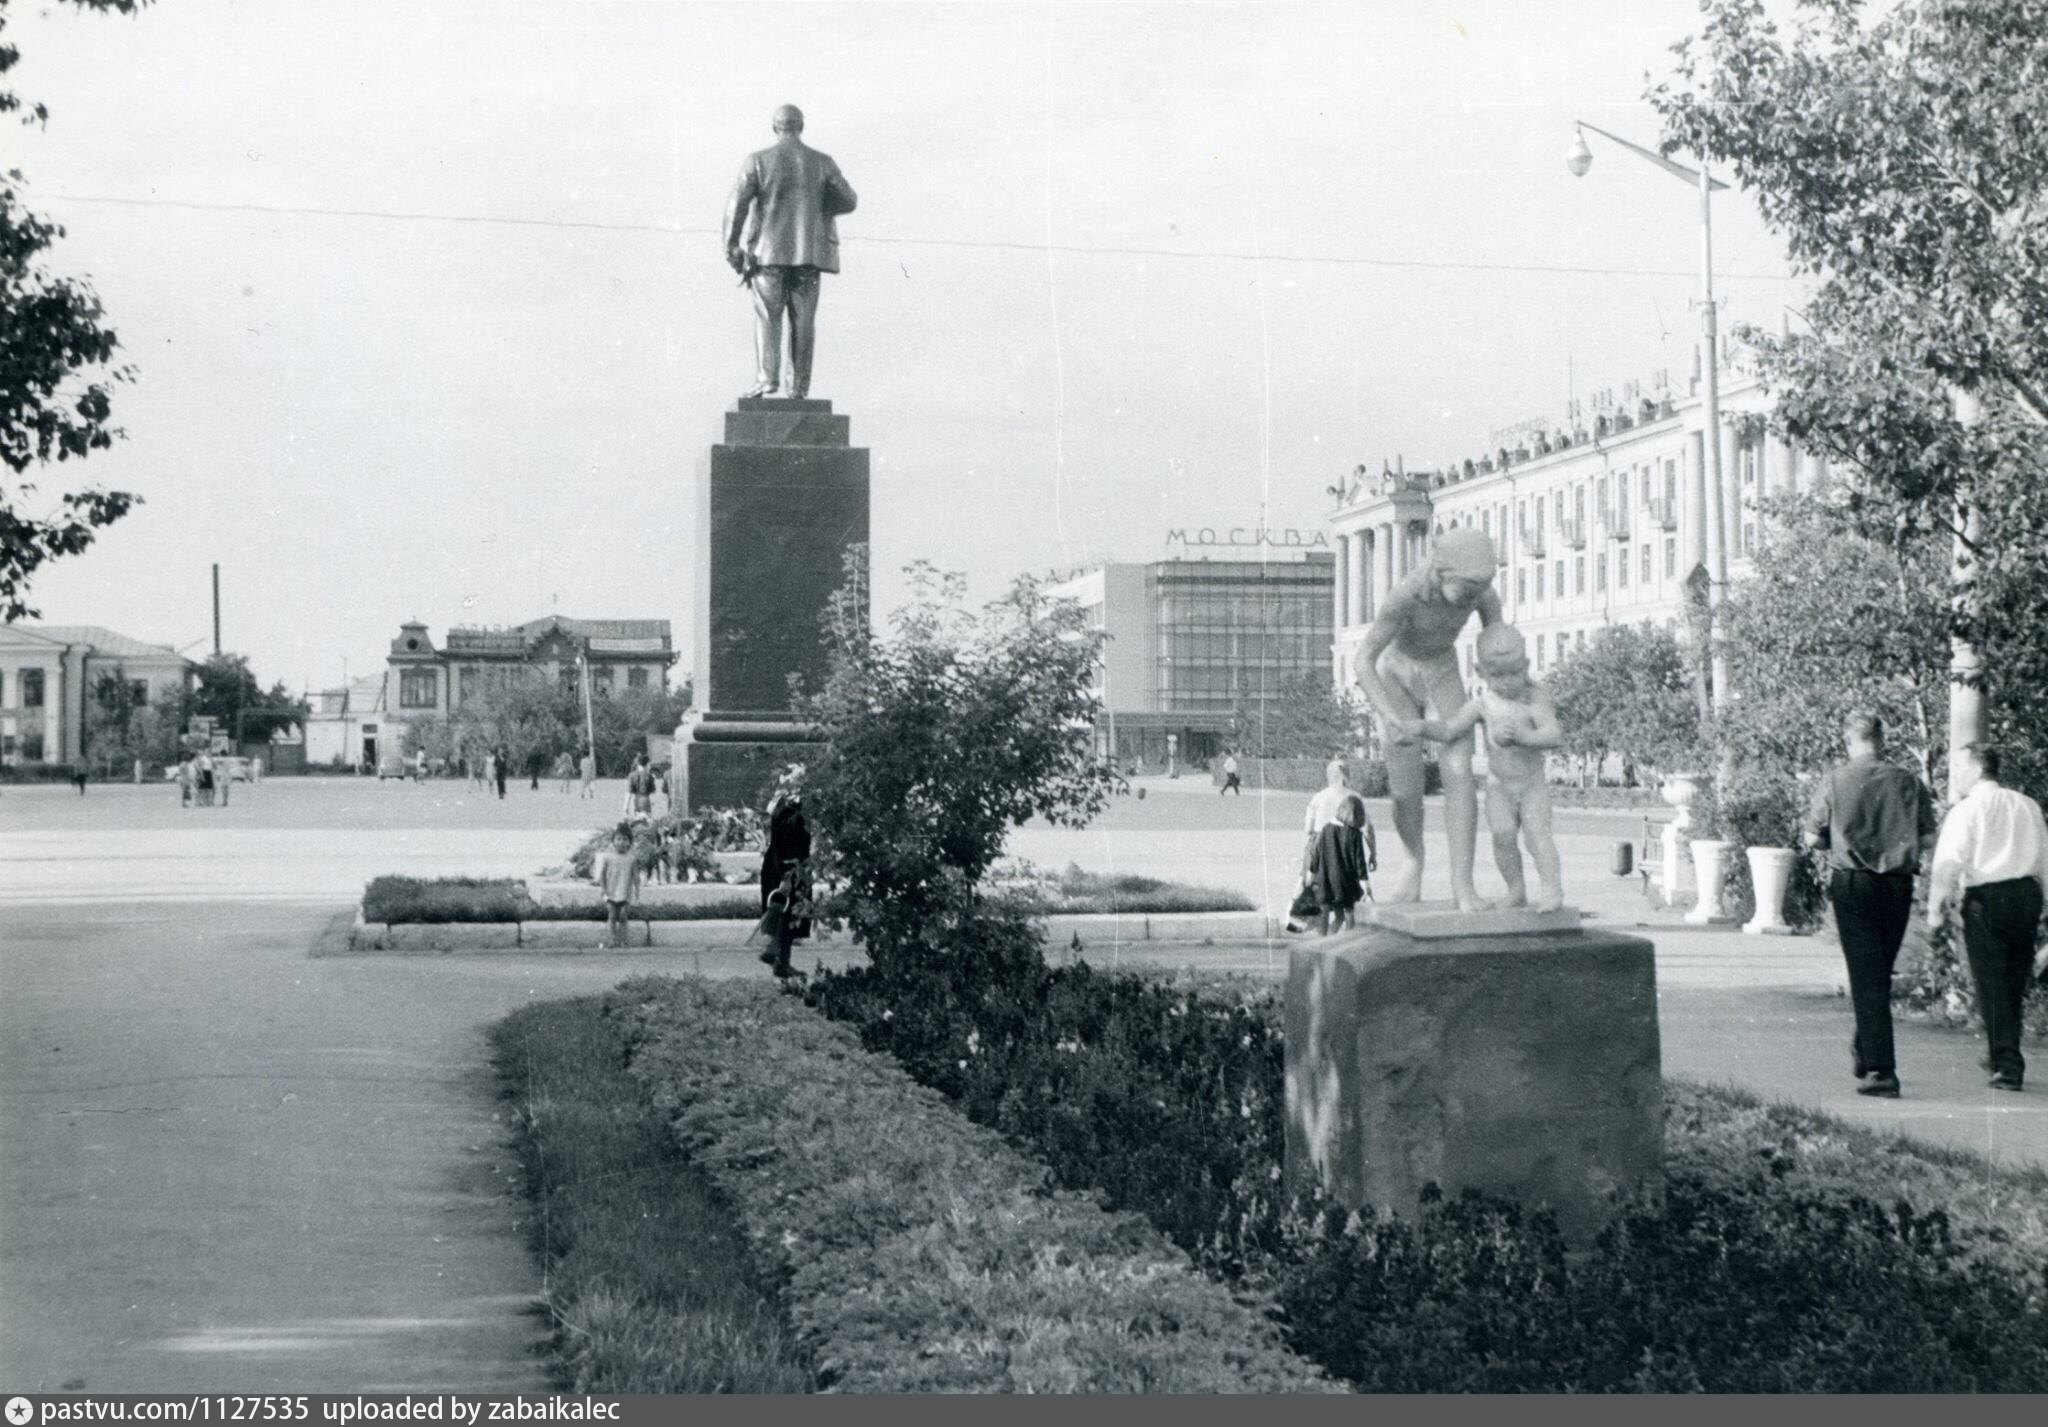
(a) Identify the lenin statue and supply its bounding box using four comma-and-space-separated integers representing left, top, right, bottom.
722, 104, 858, 400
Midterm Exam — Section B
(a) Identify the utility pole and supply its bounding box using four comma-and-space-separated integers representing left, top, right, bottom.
211, 564, 221, 656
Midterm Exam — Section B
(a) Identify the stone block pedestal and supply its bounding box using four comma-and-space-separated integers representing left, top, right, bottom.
1284, 907, 1663, 1245
685, 396, 869, 813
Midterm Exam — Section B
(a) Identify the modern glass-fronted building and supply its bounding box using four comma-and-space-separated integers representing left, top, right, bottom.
1047, 553, 1335, 769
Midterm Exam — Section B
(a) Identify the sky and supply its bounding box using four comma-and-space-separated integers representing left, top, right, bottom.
9, 0, 1808, 694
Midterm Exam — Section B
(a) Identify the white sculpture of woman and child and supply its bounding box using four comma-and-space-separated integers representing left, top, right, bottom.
1350, 528, 1566, 917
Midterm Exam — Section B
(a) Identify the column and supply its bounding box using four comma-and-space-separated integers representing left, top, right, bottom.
1334, 534, 1350, 629
1684, 428, 1708, 573
1348, 528, 1368, 626
1776, 435, 1800, 497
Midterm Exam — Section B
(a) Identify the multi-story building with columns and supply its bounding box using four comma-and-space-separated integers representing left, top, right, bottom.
1328, 368, 1826, 689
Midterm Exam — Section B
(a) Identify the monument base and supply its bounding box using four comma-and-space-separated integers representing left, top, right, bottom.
1284, 920, 1662, 1245
1366, 901, 1582, 939
685, 738, 820, 814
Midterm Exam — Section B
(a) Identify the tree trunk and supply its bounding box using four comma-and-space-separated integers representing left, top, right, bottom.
1947, 387, 1987, 796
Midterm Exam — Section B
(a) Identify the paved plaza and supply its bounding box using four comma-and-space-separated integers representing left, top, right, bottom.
3, 774, 2044, 1390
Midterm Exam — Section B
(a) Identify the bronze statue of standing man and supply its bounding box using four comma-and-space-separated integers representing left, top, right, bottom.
722, 104, 858, 401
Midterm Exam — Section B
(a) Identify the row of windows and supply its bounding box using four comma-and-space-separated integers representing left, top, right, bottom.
1434, 447, 1772, 554
401, 662, 658, 710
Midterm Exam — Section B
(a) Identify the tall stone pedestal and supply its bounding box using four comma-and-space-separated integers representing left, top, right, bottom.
1284, 907, 1663, 1245
686, 397, 869, 812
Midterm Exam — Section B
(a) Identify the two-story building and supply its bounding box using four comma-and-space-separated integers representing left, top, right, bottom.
379, 614, 678, 746
0, 623, 196, 767
1327, 367, 1828, 687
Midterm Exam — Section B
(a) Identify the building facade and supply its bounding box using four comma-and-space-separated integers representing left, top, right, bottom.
379, 614, 678, 745
0, 623, 195, 767
1328, 370, 1826, 686
1048, 553, 1335, 768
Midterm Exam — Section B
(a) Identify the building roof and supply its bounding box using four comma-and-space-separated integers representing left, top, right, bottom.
8, 624, 191, 662
517, 616, 671, 645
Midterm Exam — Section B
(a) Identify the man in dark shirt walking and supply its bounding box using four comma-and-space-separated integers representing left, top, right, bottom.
1803, 711, 1938, 1098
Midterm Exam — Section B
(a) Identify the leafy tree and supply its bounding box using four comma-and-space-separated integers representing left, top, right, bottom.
84, 668, 180, 773
1719, 497, 1951, 785
191, 652, 307, 745
801, 555, 1122, 983
1231, 672, 1369, 760
1, 0, 145, 620
1546, 622, 1700, 782
1651, 0, 2048, 794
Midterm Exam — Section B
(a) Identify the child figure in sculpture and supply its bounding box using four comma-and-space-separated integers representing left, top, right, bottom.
1420, 624, 1565, 911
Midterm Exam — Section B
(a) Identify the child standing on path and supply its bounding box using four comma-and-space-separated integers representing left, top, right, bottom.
593, 823, 641, 949
1309, 794, 1372, 933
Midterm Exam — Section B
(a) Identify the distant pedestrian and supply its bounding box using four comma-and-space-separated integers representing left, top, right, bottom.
1927, 743, 2048, 1093
176, 756, 194, 808
195, 750, 215, 807
1309, 794, 1372, 934
655, 766, 673, 818
579, 748, 597, 799
413, 748, 427, 782
1803, 710, 1938, 1099
592, 823, 641, 949
1220, 752, 1242, 796
71, 762, 87, 795
555, 751, 575, 793
625, 754, 656, 817
493, 744, 510, 800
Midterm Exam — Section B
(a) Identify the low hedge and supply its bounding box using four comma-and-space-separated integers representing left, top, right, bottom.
362, 876, 758, 924
807, 956, 2048, 1392
614, 976, 1338, 1394
489, 997, 812, 1393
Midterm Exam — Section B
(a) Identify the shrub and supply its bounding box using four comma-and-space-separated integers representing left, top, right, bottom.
615, 976, 1338, 1394
489, 997, 812, 1393
361, 875, 757, 923
1895, 914, 2048, 1040
808, 960, 2048, 1391
1714, 763, 1828, 930
565, 807, 762, 880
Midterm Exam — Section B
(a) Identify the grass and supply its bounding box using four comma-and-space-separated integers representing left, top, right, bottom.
489, 996, 813, 1394
614, 976, 1339, 1393
990, 861, 1255, 916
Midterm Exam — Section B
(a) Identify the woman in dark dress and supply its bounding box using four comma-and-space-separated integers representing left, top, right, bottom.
759, 790, 812, 978
1309, 794, 1370, 934
493, 743, 510, 800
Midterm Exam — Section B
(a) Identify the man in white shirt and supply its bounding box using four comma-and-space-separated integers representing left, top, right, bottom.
1928, 743, 2048, 1092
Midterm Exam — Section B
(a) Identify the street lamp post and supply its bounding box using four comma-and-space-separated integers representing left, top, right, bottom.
1568, 123, 1733, 736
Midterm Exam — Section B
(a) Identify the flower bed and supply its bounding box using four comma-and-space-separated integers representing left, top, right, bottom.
614, 975, 1338, 1394
362, 876, 757, 924
805, 958, 2048, 1392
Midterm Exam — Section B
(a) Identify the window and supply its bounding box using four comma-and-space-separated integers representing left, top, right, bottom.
1596, 553, 1608, 592
1616, 548, 1628, 589
1482, 509, 1492, 540
1516, 569, 1527, 604
627, 666, 649, 690
21, 730, 43, 761
21, 668, 44, 708
1576, 630, 1586, 655
1641, 468, 1652, 504
1664, 537, 1677, 578
1641, 543, 1652, 584
1535, 638, 1545, 671
1573, 556, 1585, 595
399, 669, 438, 709
1663, 460, 1678, 509
1742, 522, 1757, 556
594, 664, 615, 696
1517, 498, 1528, 532
1573, 485, 1586, 529
130, 680, 149, 707
1535, 564, 1546, 600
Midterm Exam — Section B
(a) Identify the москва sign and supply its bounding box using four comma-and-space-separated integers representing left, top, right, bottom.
1166, 527, 1330, 549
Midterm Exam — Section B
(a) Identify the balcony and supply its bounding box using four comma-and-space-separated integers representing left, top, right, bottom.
1518, 524, 1547, 558
1648, 498, 1678, 531
1601, 505, 1631, 541
1561, 517, 1587, 550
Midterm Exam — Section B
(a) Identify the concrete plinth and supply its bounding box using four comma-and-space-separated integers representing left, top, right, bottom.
687, 396, 869, 813
1284, 918, 1662, 1245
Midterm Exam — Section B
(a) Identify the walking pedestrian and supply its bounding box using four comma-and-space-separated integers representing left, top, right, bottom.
579, 747, 597, 800
757, 776, 812, 979
176, 755, 194, 808
1927, 743, 2048, 1092
555, 750, 575, 793
195, 750, 215, 807
625, 754, 656, 817
494, 743, 510, 800
1309, 794, 1372, 934
1802, 711, 1938, 1098
1220, 751, 1243, 796
71, 762, 87, 795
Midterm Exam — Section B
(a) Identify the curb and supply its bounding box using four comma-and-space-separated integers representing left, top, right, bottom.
341, 908, 1271, 955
